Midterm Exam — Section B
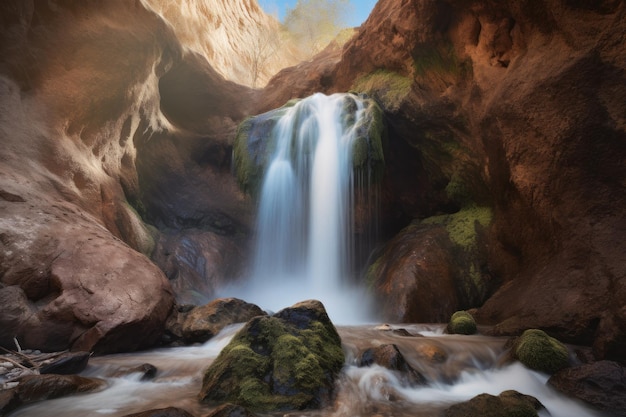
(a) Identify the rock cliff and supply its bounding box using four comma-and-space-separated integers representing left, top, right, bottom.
142, 0, 300, 87
261, 0, 626, 361
0, 0, 258, 353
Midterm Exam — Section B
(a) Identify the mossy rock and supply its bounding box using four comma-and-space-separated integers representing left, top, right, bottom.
351, 70, 412, 111
447, 310, 477, 335
514, 329, 570, 374
232, 94, 385, 197
199, 300, 344, 412
444, 390, 544, 417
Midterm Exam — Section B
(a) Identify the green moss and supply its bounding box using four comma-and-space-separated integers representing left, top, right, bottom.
515, 329, 569, 374
200, 304, 344, 412
445, 171, 472, 205
422, 205, 492, 249
349, 97, 386, 182
351, 70, 412, 111
447, 311, 477, 335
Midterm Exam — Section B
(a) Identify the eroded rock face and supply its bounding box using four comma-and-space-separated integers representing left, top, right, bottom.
261, 0, 626, 357
0, 0, 180, 353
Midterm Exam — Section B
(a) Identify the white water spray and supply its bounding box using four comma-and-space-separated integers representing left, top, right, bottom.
225, 93, 381, 323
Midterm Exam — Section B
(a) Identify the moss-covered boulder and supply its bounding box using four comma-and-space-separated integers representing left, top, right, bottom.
232, 93, 385, 197
513, 329, 570, 374
198, 300, 344, 412
444, 390, 544, 417
447, 311, 477, 335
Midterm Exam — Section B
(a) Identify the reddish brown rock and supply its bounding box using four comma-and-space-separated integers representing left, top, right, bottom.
0, 0, 180, 353
359, 344, 427, 385
0, 374, 105, 415
548, 361, 626, 416
260, 0, 626, 357
367, 222, 492, 323
181, 298, 265, 343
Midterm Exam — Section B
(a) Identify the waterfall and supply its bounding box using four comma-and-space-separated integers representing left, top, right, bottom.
226, 93, 383, 323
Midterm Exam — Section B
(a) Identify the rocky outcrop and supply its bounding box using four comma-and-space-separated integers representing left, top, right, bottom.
0, 0, 181, 353
142, 0, 300, 87
180, 298, 265, 344
0, 0, 257, 352
358, 344, 427, 386
443, 390, 544, 417
199, 300, 344, 412
548, 360, 626, 416
0, 374, 105, 416
261, 0, 626, 359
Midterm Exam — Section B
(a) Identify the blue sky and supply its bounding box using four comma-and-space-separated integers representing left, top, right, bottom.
258, 0, 378, 28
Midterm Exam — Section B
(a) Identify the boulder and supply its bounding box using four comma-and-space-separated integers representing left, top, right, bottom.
199, 300, 344, 412
548, 361, 626, 416
512, 329, 570, 374
447, 311, 477, 335
181, 298, 265, 343
443, 390, 544, 417
109, 363, 158, 381
367, 223, 491, 323
39, 351, 91, 375
359, 344, 426, 386
0, 374, 105, 415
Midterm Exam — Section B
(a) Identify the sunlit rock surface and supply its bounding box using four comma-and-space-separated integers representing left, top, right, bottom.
142, 0, 300, 87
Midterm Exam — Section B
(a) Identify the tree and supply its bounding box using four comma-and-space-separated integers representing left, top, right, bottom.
284, 0, 351, 55
248, 24, 282, 88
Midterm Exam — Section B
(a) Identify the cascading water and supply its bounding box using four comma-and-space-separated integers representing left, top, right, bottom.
225, 92, 384, 322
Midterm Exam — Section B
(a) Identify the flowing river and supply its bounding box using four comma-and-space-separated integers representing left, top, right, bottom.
9, 324, 608, 417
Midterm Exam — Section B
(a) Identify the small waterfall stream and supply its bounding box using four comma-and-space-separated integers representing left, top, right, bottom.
223, 93, 380, 323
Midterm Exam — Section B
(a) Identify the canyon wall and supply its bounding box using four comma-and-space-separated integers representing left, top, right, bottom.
262, 0, 626, 362
0, 0, 624, 364
0, 0, 260, 353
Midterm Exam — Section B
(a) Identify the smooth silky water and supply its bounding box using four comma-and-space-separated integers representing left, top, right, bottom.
8, 94, 611, 416
10, 325, 608, 417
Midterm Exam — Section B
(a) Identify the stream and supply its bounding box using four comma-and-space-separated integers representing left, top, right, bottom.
9, 323, 609, 417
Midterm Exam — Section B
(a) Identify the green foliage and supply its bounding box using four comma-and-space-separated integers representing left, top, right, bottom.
514, 329, 569, 374
284, 0, 352, 54
351, 70, 412, 111
447, 311, 477, 335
